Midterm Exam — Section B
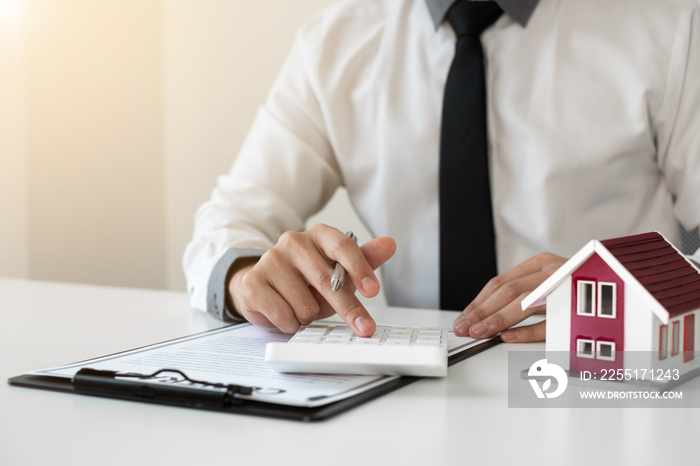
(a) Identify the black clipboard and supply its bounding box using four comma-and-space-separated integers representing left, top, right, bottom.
8, 326, 500, 422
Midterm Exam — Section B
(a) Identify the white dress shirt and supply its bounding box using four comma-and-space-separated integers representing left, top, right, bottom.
183, 0, 700, 320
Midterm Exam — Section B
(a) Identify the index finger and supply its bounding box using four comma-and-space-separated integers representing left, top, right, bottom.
329, 290, 377, 337
297, 253, 376, 336
283, 228, 375, 337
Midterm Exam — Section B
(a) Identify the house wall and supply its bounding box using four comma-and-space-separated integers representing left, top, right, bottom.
623, 288, 654, 351
652, 310, 700, 376
694, 310, 700, 358
619, 284, 700, 377
545, 276, 572, 370
569, 253, 625, 372
622, 288, 655, 371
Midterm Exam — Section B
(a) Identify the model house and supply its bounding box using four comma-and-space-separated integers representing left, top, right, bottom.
522, 232, 700, 378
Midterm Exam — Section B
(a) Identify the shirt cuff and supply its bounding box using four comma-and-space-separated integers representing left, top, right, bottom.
207, 247, 265, 322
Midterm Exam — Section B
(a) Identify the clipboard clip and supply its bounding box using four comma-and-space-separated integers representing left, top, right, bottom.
74, 368, 256, 408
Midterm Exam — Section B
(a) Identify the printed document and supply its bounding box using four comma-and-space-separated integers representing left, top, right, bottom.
31, 323, 482, 408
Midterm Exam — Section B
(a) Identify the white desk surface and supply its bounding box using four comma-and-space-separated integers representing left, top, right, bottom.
1, 278, 698, 466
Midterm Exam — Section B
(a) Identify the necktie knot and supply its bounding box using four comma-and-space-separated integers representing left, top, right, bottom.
447, 1, 503, 37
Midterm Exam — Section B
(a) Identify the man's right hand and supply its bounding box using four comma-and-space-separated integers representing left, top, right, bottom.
228, 224, 397, 337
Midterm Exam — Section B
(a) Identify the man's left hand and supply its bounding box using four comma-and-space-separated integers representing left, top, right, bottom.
452, 252, 567, 343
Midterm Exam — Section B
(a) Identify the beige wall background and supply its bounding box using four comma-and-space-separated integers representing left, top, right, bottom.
1, 0, 373, 293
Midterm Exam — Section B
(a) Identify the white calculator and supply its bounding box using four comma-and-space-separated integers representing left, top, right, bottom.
265, 323, 448, 377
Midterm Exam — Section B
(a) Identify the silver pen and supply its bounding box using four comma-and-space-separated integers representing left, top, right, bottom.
331, 231, 358, 293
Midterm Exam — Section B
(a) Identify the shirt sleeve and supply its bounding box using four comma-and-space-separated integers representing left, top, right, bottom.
205, 248, 265, 323
655, 1, 700, 237
183, 26, 343, 318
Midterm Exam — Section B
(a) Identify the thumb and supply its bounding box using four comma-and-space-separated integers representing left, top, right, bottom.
360, 236, 397, 270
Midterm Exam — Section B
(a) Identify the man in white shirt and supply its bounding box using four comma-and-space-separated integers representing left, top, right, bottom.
183, 0, 700, 342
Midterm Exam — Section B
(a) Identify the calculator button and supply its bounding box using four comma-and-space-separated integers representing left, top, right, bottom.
352, 339, 381, 345
364, 334, 383, 340
301, 328, 327, 335
416, 336, 441, 342
293, 336, 320, 343
324, 336, 351, 344
386, 339, 411, 345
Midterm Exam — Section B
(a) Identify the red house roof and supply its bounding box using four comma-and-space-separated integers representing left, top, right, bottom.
600, 232, 700, 317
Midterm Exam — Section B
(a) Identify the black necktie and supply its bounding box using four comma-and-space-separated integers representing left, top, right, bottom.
439, 1, 502, 311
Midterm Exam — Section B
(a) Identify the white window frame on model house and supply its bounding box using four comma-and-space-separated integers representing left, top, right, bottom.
577, 281, 596, 316
597, 282, 617, 318
577, 338, 595, 358
596, 341, 616, 361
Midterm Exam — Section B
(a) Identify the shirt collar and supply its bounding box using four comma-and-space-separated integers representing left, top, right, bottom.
425, 0, 540, 29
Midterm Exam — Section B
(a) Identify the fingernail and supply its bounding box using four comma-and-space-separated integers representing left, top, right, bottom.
470, 323, 486, 337
501, 330, 516, 342
355, 315, 374, 335
454, 317, 471, 336
361, 277, 379, 295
